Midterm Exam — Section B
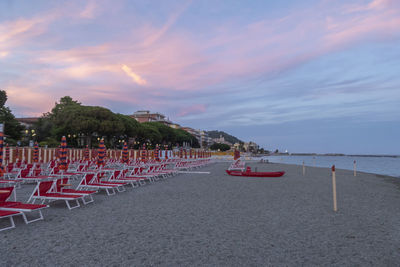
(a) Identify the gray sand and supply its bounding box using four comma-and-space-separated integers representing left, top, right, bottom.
1, 162, 400, 266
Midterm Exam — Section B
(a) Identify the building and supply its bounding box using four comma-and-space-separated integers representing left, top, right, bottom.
181, 127, 201, 144
233, 142, 241, 150
212, 135, 232, 146
181, 127, 214, 148
169, 123, 181, 129
200, 131, 213, 148
130, 110, 173, 127
243, 141, 259, 152
15, 117, 39, 128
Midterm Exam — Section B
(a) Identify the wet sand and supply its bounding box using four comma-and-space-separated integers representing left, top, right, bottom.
1, 162, 400, 266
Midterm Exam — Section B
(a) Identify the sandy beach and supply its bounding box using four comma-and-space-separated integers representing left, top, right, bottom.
1, 161, 400, 266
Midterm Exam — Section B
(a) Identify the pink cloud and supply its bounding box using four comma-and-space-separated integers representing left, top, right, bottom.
177, 104, 207, 117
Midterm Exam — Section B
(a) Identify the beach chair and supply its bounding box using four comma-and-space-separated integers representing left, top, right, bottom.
54, 178, 96, 205
95, 172, 127, 191
0, 186, 48, 224
28, 180, 84, 210
108, 170, 144, 187
0, 210, 23, 232
77, 173, 121, 196
123, 168, 153, 185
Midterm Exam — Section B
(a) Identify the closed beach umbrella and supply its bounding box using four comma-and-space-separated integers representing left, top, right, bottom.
84, 145, 90, 161
164, 145, 168, 160
33, 142, 39, 163
59, 136, 68, 171
154, 145, 160, 161
122, 142, 129, 163
189, 149, 192, 159
179, 148, 183, 159
184, 149, 187, 159
141, 143, 146, 162
5, 144, 10, 163
234, 149, 240, 160
97, 139, 106, 167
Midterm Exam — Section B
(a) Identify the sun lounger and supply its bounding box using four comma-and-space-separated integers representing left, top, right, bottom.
0, 210, 23, 232
28, 180, 84, 210
0, 187, 48, 224
54, 178, 96, 205
77, 173, 123, 196
107, 170, 145, 187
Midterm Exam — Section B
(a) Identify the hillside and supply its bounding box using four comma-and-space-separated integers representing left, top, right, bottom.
206, 130, 243, 144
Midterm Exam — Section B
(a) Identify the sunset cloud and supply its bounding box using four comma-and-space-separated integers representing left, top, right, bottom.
121, 64, 147, 86
0, 51, 9, 58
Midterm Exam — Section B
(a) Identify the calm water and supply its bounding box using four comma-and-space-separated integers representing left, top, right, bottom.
263, 155, 400, 178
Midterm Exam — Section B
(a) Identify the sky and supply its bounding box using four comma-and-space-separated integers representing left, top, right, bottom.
1, 0, 400, 154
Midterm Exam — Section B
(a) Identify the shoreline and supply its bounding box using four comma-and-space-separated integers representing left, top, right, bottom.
261, 161, 400, 179
259, 155, 400, 178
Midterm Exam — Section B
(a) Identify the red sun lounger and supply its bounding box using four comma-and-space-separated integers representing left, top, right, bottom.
0, 209, 23, 232
28, 180, 85, 210
77, 173, 124, 196
54, 178, 97, 205
0, 187, 48, 224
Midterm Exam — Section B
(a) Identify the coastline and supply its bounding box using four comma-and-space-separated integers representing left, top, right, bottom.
261, 155, 400, 178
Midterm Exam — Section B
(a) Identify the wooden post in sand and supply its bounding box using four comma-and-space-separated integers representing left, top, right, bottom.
353, 160, 357, 177
302, 161, 305, 176
332, 165, 337, 212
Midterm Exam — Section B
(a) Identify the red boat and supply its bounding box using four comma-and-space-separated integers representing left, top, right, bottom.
226, 167, 285, 177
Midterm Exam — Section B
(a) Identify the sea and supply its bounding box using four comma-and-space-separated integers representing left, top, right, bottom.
262, 155, 400, 178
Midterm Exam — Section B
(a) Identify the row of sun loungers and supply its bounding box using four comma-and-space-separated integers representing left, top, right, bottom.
0, 158, 212, 231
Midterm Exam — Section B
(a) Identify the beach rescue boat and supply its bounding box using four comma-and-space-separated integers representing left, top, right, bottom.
226, 167, 285, 177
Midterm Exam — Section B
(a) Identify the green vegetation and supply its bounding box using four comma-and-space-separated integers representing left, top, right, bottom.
210, 143, 231, 151
206, 130, 243, 144
0, 90, 24, 144
140, 122, 200, 148
31, 96, 199, 148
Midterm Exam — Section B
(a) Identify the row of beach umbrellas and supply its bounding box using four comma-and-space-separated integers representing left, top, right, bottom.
0, 135, 211, 171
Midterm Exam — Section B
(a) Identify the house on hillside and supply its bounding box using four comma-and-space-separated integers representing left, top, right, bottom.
130, 110, 173, 127
212, 135, 233, 146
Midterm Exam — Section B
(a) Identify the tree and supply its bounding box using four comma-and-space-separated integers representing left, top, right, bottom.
210, 143, 231, 151
0, 90, 7, 107
175, 129, 199, 148
0, 90, 24, 141
137, 123, 162, 146
115, 114, 140, 137
32, 96, 201, 148
34, 97, 132, 147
